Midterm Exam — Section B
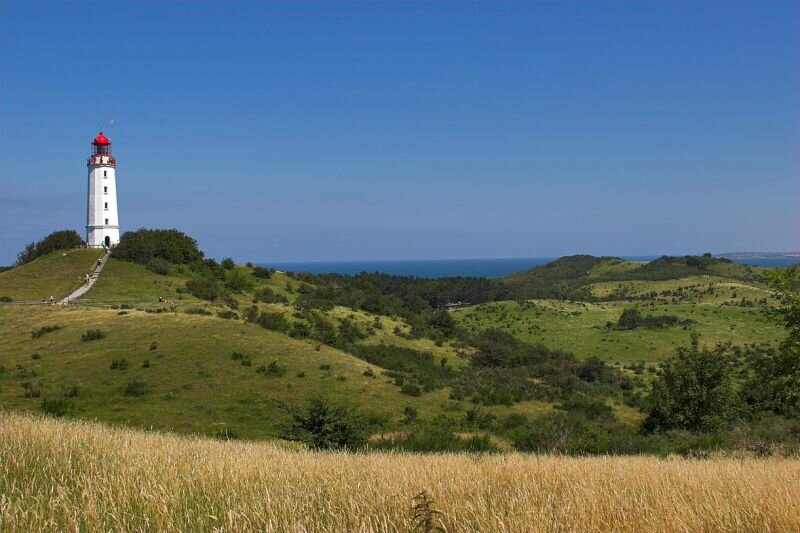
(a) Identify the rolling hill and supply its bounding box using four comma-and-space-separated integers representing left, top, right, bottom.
0, 248, 103, 302
0, 246, 790, 452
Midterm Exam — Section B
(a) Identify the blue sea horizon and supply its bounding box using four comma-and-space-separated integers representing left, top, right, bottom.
257, 255, 799, 278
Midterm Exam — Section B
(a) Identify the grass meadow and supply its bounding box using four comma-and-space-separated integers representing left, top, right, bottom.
0, 248, 102, 302
2, 412, 798, 532
453, 293, 783, 364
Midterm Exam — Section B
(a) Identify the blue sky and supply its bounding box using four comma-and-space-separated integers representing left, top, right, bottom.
1, 1, 798, 264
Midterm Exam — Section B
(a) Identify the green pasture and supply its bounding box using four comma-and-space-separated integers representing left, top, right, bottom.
0, 305, 455, 439
454, 298, 783, 364
0, 249, 102, 302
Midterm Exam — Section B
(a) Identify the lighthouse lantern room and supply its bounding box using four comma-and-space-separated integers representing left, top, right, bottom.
86, 131, 120, 248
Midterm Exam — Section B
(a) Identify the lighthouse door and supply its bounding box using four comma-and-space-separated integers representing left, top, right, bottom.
104, 236, 111, 248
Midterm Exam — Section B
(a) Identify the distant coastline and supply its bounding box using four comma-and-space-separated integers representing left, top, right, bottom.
717, 252, 800, 259
260, 254, 799, 278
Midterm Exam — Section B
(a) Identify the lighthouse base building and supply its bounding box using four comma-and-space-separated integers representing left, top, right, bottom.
86, 131, 120, 248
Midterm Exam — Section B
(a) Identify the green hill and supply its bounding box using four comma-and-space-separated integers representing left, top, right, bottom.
504, 254, 761, 300
0, 304, 461, 439
0, 249, 102, 302
0, 240, 793, 454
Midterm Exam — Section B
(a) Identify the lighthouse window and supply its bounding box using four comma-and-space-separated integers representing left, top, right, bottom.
104, 186, 108, 194
105, 218, 109, 225
104, 202, 108, 209
103, 171, 107, 177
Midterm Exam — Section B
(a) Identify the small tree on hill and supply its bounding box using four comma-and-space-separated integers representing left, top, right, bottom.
745, 267, 800, 418
285, 397, 368, 450
643, 335, 742, 433
113, 228, 204, 266
15, 229, 82, 266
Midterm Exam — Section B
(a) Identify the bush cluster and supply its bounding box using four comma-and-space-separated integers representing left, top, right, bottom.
81, 329, 106, 342
31, 325, 61, 339
15, 229, 82, 266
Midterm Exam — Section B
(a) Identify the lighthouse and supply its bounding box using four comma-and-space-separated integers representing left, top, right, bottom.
86, 131, 120, 248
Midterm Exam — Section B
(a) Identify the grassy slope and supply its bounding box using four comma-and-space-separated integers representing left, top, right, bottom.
0, 254, 778, 440
0, 253, 558, 438
0, 305, 455, 439
505, 255, 763, 300
85, 258, 200, 305
468, 256, 780, 364
454, 282, 783, 364
4, 412, 799, 532
586, 274, 770, 301
0, 249, 102, 301
0, 303, 553, 438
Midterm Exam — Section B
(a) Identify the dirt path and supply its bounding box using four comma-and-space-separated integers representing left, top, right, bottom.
60, 249, 111, 304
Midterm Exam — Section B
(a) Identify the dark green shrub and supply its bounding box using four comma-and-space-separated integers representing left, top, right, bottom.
643, 336, 743, 433
147, 257, 170, 275
0, 296, 12, 302
31, 324, 61, 338
63, 384, 79, 398
256, 360, 285, 376
149, 341, 158, 351
224, 270, 253, 293
185, 278, 224, 301
401, 383, 422, 397
289, 321, 311, 338
142, 359, 151, 368
616, 308, 682, 330
217, 310, 239, 320
256, 311, 289, 332
285, 397, 369, 450
464, 408, 496, 430
42, 398, 73, 417
31, 352, 41, 360
744, 267, 800, 418
251, 266, 274, 279
254, 287, 289, 304
110, 358, 129, 370
243, 305, 259, 322
15, 229, 82, 266
124, 379, 147, 397
81, 329, 106, 341
114, 228, 204, 267
221, 257, 235, 270
20, 381, 41, 398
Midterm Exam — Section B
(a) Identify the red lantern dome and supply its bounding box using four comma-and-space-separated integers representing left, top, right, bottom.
93, 131, 110, 145
89, 131, 113, 161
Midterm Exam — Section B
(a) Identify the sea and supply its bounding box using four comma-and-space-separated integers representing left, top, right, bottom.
261, 256, 799, 279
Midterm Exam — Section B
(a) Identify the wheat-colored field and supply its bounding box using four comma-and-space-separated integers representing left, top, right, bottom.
1, 412, 798, 532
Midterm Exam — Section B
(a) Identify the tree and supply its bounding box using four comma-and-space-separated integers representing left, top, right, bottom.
745, 267, 800, 417
642, 335, 742, 433
15, 229, 82, 266
113, 228, 204, 266
616, 308, 642, 330
285, 398, 368, 450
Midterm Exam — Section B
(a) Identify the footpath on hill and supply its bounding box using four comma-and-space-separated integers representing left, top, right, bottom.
60, 249, 111, 304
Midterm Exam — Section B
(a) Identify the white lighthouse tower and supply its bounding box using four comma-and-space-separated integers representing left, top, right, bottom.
86, 131, 120, 248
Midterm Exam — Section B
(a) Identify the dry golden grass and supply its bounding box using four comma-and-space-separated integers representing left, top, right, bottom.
1, 412, 798, 532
